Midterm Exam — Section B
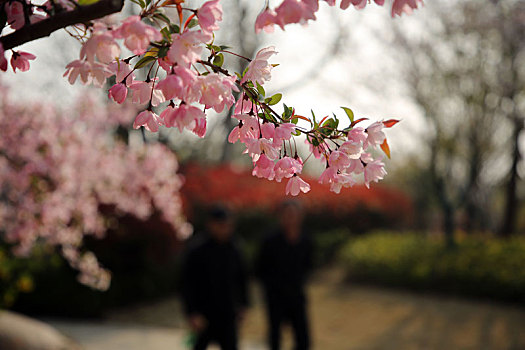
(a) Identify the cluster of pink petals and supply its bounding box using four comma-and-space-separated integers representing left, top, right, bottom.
255, 0, 422, 33
113, 15, 162, 55
0, 43, 36, 73
0, 90, 189, 290
197, 0, 223, 33
391, 0, 424, 17
255, 0, 319, 33
317, 122, 388, 193
228, 107, 310, 196
10, 51, 35, 72
241, 46, 277, 86
80, 23, 120, 64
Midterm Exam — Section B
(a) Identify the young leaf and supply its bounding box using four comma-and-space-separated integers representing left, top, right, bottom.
256, 82, 265, 97
134, 56, 156, 69
213, 53, 224, 67
169, 24, 180, 34
267, 93, 282, 106
160, 27, 171, 41
77, 0, 101, 5
350, 117, 368, 127
153, 12, 171, 24
341, 107, 354, 123
187, 18, 198, 29
380, 138, 391, 159
383, 119, 400, 128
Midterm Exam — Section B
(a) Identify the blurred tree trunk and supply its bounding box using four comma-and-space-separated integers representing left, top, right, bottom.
497, 2, 525, 236
500, 116, 523, 236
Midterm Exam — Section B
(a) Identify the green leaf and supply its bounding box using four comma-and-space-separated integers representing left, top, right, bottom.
187, 18, 198, 29
169, 24, 180, 34
157, 46, 169, 58
134, 56, 156, 69
213, 53, 224, 67
341, 107, 354, 123
154, 12, 171, 24
267, 93, 282, 106
77, 0, 101, 5
219, 45, 231, 51
160, 27, 171, 41
293, 129, 301, 136
256, 82, 265, 97
145, 0, 151, 6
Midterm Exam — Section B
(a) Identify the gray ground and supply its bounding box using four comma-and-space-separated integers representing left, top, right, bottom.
44, 269, 525, 350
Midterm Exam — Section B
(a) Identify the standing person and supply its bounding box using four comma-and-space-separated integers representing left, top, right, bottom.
256, 201, 313, 350
182, 205, 249, 350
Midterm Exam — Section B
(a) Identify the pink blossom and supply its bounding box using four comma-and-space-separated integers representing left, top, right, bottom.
158, 66, 199, 102
286, 175, 310, 196
192, 116, 207, 137
80, 23, 120, 64
306, 139, 328, 159
391, 0, 423, 17
274, 156, 303, 182
0, 44, 8, 72
364, 159, 387, 188
167, 30, 212, 67
339, 140, 362, 159
10, 51, 36, 73
157, 74, 184, 100
275, 0, 318, 28
252, 153, 275, 180
330, 173, 356, 194
107, 60, 134, 85
319, 166, 337, 185
245, 138, 280, 160
5, 1, 25, 30
261, 122, 275, 139
255, 8, 278, 34
347, 127, 367, 144
197, 0, 222, 33
161, 104, 206, 132
234, 96, 255, 114
114, 16, 162, 55
108, 83, 127, 104
328, 150, 351, 171
274, 123, 295, 143
195, 74, 237, 113
364, 121, 386, 148
129, 80, 165, 106
241, 46, 277, 86
63, 60, 109, 87
340, 0, 385, 10
228, 114, 259, 143
133, 110, 161, 132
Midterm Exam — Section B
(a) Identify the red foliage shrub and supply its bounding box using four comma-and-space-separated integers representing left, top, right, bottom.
181, 163, 414, 232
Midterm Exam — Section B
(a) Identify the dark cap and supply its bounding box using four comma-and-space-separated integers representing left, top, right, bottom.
208, 204, 231, 221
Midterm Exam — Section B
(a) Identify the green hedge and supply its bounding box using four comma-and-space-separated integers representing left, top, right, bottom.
339, 232, 525, 303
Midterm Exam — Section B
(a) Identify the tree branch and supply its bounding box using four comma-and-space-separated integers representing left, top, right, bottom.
0, 0, 124, 51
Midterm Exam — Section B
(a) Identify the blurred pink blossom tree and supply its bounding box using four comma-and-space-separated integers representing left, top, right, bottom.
0, 88, 191, 290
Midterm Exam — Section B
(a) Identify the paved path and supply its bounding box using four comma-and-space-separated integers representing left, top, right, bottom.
44, 269, 525, 350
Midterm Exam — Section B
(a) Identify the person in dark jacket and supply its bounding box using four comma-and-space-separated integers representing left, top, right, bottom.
182, 205, 249, 350
256, 201, 313, 350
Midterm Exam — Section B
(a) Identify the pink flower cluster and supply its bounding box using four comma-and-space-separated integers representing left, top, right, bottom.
0, 89, 190, 290
255, 0, 423, 33
2, 0, 406, 199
